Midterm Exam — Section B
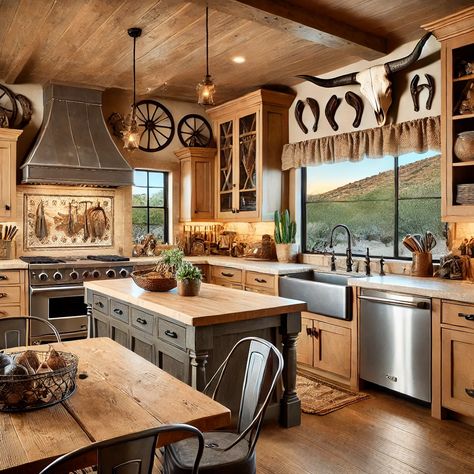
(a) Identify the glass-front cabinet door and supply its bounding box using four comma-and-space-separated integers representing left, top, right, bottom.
238, 112, 257, 215
219, 120, 233, 214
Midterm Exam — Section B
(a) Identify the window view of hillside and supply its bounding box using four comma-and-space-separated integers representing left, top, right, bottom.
132, 170, 168, 242
304, 151, 447, 259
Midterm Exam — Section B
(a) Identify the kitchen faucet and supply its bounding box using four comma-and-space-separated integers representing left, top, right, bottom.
329, 224, 353, 272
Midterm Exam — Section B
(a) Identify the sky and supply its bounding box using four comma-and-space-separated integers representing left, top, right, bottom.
306, 150, 439, 195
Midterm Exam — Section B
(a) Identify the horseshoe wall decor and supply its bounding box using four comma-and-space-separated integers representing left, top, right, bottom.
325, 95, 341, 131
306, 97, 319, 132
410, 74, 435, 112
295, 99, 308, 134
344, 91, 364, 128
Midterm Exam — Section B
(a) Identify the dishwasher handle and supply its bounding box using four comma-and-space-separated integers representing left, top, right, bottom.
359, 294, 430, 310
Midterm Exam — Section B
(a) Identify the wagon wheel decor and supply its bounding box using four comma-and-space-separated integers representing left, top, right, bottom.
177, 114, 213, 147
135, 99, 175, 152
0, 84, 18, 128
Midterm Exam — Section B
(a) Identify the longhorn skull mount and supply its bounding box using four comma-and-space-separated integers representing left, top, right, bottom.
298, 33, 433, 126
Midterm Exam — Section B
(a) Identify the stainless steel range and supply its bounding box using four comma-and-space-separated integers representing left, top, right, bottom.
21, 255, 133, 342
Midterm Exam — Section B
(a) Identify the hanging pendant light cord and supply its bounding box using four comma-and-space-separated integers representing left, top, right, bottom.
132, 34, 137, 118
205, 7, 209, 77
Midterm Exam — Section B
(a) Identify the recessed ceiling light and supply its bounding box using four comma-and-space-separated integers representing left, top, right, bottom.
232, 56, 245, 64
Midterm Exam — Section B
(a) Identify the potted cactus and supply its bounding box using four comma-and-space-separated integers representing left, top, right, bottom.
274, 209, 299, 263
176, 261, 202, 296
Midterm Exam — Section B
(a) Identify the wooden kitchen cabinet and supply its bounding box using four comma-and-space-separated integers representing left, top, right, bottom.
207, 89, 294, 221
424, 10, 474, 221
0, 269, 28, 317
439, 299, 474, 419
110, 319, 130, 349
297, 311, 353, 386
0, 129, 22, 221
175, 147, 216, 222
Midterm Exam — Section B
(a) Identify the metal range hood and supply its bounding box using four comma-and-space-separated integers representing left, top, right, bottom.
21, 83, 133, 187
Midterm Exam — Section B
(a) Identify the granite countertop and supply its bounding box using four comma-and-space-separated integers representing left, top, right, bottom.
0, 259, 29, 270
129, 255, 312, 275
349, 274, 474, 304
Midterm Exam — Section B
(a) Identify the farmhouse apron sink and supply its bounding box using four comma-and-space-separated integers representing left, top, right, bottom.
279, 271, 362, 320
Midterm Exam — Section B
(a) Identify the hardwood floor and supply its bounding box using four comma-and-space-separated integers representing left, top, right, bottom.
257, 387, 474, 473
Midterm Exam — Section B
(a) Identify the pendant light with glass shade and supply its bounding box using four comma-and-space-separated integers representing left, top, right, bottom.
122, 27, 142, 151
196, 7, 216, 105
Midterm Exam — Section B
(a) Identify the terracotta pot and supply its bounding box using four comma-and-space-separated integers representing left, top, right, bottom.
275, 243, 299, 263
454, 131, 474, 162
177, 279, 201, 296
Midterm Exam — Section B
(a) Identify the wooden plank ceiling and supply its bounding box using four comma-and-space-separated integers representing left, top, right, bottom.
0, 0, 471, 104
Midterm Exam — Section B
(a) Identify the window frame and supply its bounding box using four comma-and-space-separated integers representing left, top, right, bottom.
301, 155, 443, 260
132, 169, 169, 242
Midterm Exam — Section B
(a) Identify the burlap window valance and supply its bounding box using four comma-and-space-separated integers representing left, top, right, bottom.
281, 116, 440, 171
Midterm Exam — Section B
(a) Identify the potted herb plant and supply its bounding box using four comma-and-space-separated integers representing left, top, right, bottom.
274, 209, 299, 263
176, 261, 202, 296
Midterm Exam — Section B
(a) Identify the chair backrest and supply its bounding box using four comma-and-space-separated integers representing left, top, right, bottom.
204, 337, 284, 454
39, 423, 204, 474
0, 316, 61, 350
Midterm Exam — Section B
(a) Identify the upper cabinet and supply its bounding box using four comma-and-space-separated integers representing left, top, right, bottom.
207, 89, 295, 221
424, 8, 474, 222
175, 147, 216, 222
0, 129, 22, 221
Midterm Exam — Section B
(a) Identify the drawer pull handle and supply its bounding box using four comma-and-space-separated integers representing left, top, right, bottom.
221, 272, 234, 277
0, 275, 8, 281
0, 293, 7, 298
306, 328, 312, 336
255, 278, 267, 284
136, 317, 147, 325
458, 312, 474, 321
5, 204, 10, 211
0, 310, 6, 315
113, 308, 123, 316
466, 388, 474, 398
164, 329, 178, 339
95, 301, 104, 308
311, 328, 319, 338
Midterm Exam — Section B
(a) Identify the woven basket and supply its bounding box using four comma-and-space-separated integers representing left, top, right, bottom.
0, 350, 78, 412
131, 269, 177, 292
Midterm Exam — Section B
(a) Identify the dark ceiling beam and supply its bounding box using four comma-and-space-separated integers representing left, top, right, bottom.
190, 0, 387, 60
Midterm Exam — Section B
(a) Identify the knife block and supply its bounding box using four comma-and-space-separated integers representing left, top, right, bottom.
411, 252, 433, 277
0, 240, 13, 260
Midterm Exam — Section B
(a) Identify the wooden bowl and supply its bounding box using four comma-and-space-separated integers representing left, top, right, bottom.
131, 270, 177, 292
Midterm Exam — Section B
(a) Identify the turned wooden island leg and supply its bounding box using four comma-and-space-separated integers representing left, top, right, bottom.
280, 312, 302, 428
190, 350, 209, 391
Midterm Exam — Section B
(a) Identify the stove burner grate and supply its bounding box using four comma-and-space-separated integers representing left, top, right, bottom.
86, 255, 130, 262
20, 256, 66, 264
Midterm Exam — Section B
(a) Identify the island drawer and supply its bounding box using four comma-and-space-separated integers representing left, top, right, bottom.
110, 300, 129, 324
0, 285, 21, 305
211, 266, 242, 283
442, 301, 474, 330
0, 270, 21, 285
245, 272, 275, 290
158, 319, 186, 349
131, 308, 154, 335
92, 294, 108, 315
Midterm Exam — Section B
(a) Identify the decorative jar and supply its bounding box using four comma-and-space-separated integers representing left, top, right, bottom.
454, 131, 474, 162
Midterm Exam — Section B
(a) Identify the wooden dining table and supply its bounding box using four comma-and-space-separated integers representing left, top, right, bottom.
0, 337, 231, 474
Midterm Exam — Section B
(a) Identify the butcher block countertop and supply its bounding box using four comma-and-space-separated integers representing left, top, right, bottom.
349, 274, 474, 304
0, 259, 28, 270
85, 279, 306, 327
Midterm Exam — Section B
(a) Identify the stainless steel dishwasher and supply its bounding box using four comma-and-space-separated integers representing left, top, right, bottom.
359, 289, 431, 402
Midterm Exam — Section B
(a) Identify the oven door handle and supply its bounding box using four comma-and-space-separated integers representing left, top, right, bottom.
31, 286, 84, 294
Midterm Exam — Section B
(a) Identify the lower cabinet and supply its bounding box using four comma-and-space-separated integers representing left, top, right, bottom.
91, 311, 109, 338
210, 266, 277, 295
441, 327, 474, 418
156, 340, 188, 383
130, 328, 155, 364
297, 311, 353, 386
110, 319, 130, 349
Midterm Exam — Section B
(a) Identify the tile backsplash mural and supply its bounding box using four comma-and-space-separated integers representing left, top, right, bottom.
24, 194, 114, 249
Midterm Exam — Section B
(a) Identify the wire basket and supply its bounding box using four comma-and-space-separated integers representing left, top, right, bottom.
0, 350, 78, 412
131, 269, 177, 292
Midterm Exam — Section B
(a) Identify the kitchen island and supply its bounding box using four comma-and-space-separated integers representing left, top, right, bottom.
85, 279, 306, 427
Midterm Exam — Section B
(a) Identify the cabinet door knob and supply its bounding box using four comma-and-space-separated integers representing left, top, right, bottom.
306, 327, 312, 336
466, 388, 474, 398
458, 312, 474, 321
164, 329, 178, 339
5, 204, 10, 211
311, 328, 319, 338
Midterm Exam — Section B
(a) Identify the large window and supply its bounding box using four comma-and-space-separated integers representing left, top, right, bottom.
303, 151, 447, 259
132, 170, 168, 242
